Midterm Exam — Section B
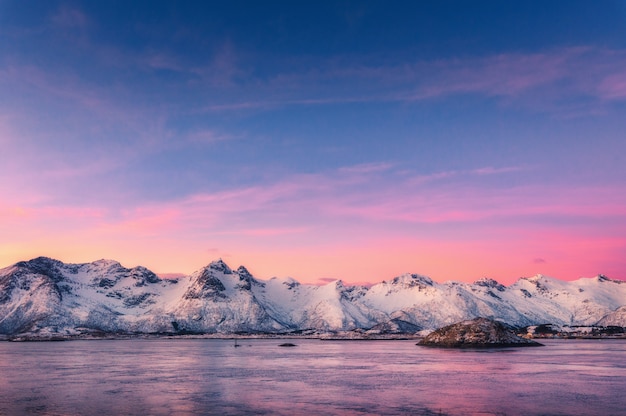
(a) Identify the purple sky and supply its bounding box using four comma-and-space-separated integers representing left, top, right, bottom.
1, 1, 626, 284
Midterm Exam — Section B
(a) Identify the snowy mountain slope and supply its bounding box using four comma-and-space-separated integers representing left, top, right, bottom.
168, 260, 285, 333
252, 277, 376, 331
505, 275, 626, 326
358, 275, 532, 329
596, 306, 626, 327
1, 257, 625, 337
0, 257, 182, 335
356, 273, 626, 329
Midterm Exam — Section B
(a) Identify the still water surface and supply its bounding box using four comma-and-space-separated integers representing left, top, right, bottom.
0, 338, 624, 415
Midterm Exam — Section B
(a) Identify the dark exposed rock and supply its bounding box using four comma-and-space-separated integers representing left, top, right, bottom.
236, 266, 253, 290
130, 266, 161, 287
106, 291, 123, 299
98, 278, 117, 289
183, 268, 227, 300
122, 293, 154, 308
210, 259, 232, 274
283, 280, 299, 290
341, 284, 368, 302
0, 290, 10, 304
418, 318, 543, 348
485, 290, 500, 300
237, 266, 252, 280
15, 257, 66, 283
474, 277, 506, 292
520, 289, 532, 298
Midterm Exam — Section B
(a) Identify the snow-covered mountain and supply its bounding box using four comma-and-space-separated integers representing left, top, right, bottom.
596, 306, 626, 327
1, 257, 625, 338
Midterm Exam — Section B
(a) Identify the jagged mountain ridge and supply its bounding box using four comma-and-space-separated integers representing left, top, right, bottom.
1, 257, 625, 337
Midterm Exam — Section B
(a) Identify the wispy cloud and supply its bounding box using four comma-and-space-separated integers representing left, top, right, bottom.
471, 166, 527, 175
405, 166, 527, 186
202, 101, 277, 112
201, 95, 382, 112
403, 49, 579, 100
19, 162, 621, 233
338, 162, 395, 174
597, 71, 626, 100
184, 129, 233, 145
211, 227, 311, 237
2, 161, 624, 281
49, 6, 90, 30
196, 47, 626, 116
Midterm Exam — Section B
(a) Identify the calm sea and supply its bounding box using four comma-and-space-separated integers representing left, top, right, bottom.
0, 338, 624, 415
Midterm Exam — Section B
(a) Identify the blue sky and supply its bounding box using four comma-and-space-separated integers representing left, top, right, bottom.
1, 1, 626, 284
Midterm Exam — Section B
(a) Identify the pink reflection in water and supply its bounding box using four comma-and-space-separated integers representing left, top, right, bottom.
0, 339, 624, 415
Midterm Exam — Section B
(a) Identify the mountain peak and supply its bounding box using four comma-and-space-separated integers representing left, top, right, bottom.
391, 273, 434, 287
272, 276, 299, 289
474, 277, 505, 291
92, 259, 122, 266
14, 257, 66, 282
522, 274, 555, 285
17, 256, 63, 269
235, 265, 257, 290
474, 277, 499, 286
208, 259, 233, 274
333, 279, 344, 289
87, 259, 124, 272
183, 267, 227, 300
595, 274, 611, 283
129, 266, 161, 286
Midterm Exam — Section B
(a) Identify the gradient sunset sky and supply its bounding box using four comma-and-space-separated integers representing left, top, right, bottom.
1, 1, 626, 284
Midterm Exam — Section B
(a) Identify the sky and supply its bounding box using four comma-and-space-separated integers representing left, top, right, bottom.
1, 1, 626, 285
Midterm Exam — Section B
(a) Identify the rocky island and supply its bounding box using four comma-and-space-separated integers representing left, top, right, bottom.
418, 317, 543, 348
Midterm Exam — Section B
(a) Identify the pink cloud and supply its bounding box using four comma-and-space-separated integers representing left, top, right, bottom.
39, 164, 620, 237
597, 72, 626, 100
1, 162, 624, 283
0, 204, 106, 223
98, 207, 182, 236
211, 227, 311, 237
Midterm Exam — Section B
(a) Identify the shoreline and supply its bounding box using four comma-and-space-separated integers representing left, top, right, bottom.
2, 332, 625, 342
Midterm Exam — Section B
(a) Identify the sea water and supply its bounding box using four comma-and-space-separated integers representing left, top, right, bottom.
0, 338, 624, 415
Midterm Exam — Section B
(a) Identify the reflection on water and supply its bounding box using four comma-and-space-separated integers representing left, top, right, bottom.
0, 339, 624, 415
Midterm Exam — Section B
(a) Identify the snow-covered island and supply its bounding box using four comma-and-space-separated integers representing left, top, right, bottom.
1, 257, 625, 341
